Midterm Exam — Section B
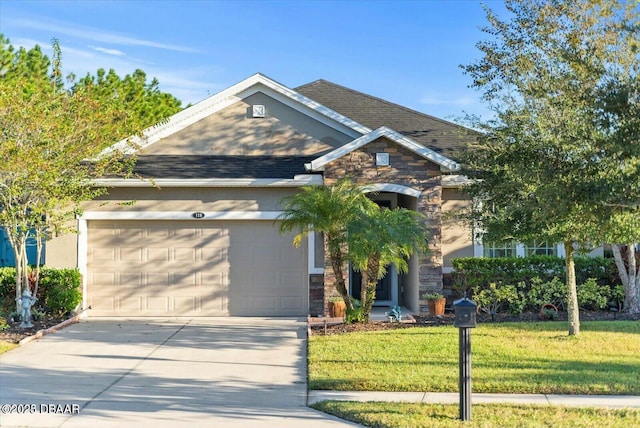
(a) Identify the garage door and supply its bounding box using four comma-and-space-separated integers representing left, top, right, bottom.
86, 220, 308, 316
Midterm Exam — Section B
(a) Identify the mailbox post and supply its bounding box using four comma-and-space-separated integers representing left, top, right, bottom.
453, 297, 477, 421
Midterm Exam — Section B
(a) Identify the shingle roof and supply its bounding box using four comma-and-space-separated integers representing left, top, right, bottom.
132, 155, 318, 179
295, 80, 475, 161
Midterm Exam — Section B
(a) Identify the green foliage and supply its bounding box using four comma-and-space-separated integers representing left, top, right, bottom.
38, 268, 82, 315
453, 256, 618, 314
0, 267, 81, 315
309, 322, 640, 394
460, 0, 640, 332
422, 292, 444, 301
528, 277, 567, 310
0, 267, 15, 313
312, 401, 640, 428
452, 256, 618, 295
577, 278, 609, 310
0, 316, 8, 331
474, 283, 521, 315
345, 299, 364, 324
0, 35, 183, 305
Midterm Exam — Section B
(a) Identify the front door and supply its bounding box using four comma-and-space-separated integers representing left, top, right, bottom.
350, 264, 397, 306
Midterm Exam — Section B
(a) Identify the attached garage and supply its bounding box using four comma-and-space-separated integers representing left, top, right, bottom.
86, 219, 308, 316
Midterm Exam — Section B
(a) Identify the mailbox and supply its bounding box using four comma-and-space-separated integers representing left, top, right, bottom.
453, 297, 477, 328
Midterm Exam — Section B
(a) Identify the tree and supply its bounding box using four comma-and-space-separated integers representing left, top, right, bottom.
0, 35, 183, 311
461, 0, 640, 334
278, 180, 377, 311
348, 206, 429, 321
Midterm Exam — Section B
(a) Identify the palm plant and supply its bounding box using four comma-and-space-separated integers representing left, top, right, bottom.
348, 207, 429, 321
278, 179, 377, 310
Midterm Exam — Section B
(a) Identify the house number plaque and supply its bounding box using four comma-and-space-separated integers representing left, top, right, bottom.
191, 212, 206, 219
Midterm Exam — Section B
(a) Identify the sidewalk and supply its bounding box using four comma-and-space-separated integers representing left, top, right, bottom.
308, 391, 640, 409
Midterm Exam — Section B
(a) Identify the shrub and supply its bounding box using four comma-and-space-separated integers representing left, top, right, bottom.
39, 268, 82, 315
577, 278, 609, 310
0, 267, 16, 313
527, 277, 567, 310
0, 316, 8, 331
452, 255, 620, 295
473, 283, 522, 315
345, 299, 364, 324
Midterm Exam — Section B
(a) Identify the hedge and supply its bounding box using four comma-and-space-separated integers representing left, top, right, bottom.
0, 267, 82, 316
451, 255, 620, 291
451, 256, 623, 314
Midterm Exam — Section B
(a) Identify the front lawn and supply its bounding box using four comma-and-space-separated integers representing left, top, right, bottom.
0, 341, 18, 354
310, 401, 640, 428
308, 321, 640, 394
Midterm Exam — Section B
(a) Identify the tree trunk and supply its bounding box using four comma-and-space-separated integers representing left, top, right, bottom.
361, 254, 381, 322
612, 244, 640, 316
564, 241, 580, 336
329, 240, 353, 311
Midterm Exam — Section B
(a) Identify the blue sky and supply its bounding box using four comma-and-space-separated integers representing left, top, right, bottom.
0, 0, 508, 122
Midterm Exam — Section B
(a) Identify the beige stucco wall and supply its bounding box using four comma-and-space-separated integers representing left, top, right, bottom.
141, 92, 353, 156
442, 188, 473, 269
45, 232, 78, 269
83, 186, 301, 212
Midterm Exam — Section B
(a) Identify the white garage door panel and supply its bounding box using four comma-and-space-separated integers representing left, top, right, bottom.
87, 220, 307, 316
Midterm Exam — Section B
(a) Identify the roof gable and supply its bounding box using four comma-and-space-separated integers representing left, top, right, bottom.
307, 126, 460, 172
103, 73, 373, 156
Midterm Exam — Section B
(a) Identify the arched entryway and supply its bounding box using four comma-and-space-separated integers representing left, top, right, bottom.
348, 184, 421, 312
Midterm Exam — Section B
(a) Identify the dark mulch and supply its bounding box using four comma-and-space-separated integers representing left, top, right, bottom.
0, 315, 69, 344
310, 310, 635, 336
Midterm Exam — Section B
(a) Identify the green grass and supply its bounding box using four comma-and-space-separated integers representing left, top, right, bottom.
0, 340, 18, 354
311, 401, 640, 428
309, 321, 640, 394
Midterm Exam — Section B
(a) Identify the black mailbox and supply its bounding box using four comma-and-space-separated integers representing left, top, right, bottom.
453, 297, 477, 328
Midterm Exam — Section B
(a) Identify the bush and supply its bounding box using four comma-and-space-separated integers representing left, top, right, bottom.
577, 278, 609, 310
0, 267, 16, 313
0, 267, 82, 316
452, 255, 620, 295
527, 277, 567, 310
345, 299, 365, 324
473, 283, 522, 315
39, 268, 82, 315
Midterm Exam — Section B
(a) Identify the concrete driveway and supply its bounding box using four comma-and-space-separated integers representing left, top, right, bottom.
0, 318, 357, 427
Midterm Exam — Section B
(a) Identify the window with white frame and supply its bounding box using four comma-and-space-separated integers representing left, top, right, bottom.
482, 240, 517, 258
524, 240, 556, 256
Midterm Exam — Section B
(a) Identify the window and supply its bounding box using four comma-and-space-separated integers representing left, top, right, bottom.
483, 240, 516, 258
524, 240, 556, 256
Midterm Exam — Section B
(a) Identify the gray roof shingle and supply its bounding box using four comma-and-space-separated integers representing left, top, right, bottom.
296, 79, 475, 161
131, 155, 318, 179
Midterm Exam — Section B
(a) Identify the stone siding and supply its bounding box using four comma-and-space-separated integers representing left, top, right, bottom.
321, 137, 443, 314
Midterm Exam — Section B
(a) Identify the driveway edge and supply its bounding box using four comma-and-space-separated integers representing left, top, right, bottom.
18, 315, 81, 345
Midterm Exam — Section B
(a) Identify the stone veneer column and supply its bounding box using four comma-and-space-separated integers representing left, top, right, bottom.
320, 137, 443, 315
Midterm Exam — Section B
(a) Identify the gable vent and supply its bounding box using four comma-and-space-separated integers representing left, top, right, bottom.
252, 104, 266, 118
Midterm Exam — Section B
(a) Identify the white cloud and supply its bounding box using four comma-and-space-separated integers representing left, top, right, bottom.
11, 17, 199, 53
91, 46, 126, 56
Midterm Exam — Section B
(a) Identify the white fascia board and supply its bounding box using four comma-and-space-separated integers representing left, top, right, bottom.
238, 80, 371, 137
307, 126, 461, 172
91, 175, 324, 188
81, 211, 285, 221
100, 73, 370, 156
441, 175, 474, 188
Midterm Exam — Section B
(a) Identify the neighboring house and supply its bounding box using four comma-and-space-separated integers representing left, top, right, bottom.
0, 229, 44, 267
45, 73, 479, 317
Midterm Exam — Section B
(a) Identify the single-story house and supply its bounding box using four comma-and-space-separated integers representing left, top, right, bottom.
42, 73, 485, 317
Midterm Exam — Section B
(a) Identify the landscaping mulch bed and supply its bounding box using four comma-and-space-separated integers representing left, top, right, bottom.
310, 310, 635, 335
0, 315, 70, 344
